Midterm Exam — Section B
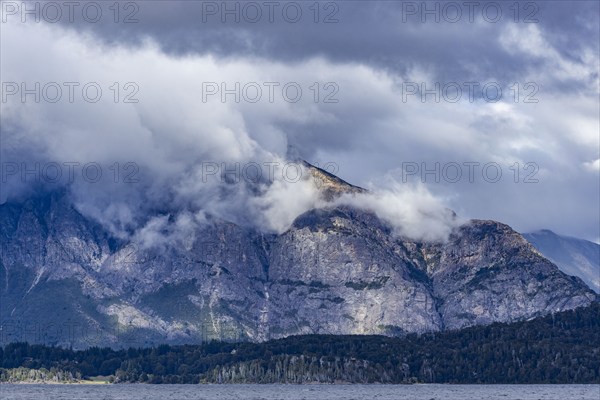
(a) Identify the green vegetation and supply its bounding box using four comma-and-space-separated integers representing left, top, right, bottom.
1, 303, 598, 384
0, 367, 81, 383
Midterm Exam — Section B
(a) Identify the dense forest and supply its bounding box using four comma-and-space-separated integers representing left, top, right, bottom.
1, 303, 598, 384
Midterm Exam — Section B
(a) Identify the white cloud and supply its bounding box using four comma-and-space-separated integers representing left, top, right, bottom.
336, 182, 462, 242
1, 18, 598, 242
583, 159, 600, 173
499, 24, 599, 85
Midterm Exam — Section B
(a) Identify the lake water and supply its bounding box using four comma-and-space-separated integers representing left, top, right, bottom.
1, 384, 599, 400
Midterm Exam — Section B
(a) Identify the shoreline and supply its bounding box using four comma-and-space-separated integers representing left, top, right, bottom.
2, 382, 599, 386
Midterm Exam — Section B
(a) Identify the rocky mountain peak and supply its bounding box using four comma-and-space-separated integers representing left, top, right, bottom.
301, 160, 367, 201
0, 169, 597, 348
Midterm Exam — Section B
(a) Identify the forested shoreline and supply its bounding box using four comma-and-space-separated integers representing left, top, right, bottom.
1, 303, 598, 384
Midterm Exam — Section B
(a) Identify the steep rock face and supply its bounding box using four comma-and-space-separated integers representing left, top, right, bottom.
0, 193, 270, 346
0, 184, 597, 348
523, 230, 600, 293
96, 219, 271, 343
418, 221, 596, 330
301, 161, 367, 201
0, 193, 116, 346
267, 207, 441, 337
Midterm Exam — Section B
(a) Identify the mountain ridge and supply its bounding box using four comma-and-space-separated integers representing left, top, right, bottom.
523, 230, 599, 293
0, 166, 596, 348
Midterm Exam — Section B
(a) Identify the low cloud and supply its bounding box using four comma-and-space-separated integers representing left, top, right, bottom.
335, 182, 461, 242
1, 13, 598, 242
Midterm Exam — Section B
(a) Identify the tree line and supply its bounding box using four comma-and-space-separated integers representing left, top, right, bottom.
1, 303, 598, 384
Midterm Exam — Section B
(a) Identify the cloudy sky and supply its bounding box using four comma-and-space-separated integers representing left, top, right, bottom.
1, 0, 599, 242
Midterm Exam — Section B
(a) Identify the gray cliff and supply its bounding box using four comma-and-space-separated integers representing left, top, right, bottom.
0, 165, 596, 348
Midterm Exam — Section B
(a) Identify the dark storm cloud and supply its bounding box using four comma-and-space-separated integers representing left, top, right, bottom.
1, 0, 599, 241
23, 0, 598, 87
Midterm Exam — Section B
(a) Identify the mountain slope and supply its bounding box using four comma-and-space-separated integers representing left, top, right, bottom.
3, 303, 599, 384
523, 230, 600, 293
301, 160, 367, 201
0, 166, 596, 348
422, 221, 594, 329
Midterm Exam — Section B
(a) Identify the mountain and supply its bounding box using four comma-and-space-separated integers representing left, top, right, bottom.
300, 160, 367, 201
523, 230, 600, 293
0, 163, 596, 348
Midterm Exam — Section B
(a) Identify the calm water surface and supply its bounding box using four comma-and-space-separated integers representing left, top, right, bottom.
1, 384, 599, 400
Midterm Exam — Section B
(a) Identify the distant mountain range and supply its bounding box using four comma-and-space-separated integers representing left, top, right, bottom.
523, 230, 599, 293
0, 162, 596, 348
